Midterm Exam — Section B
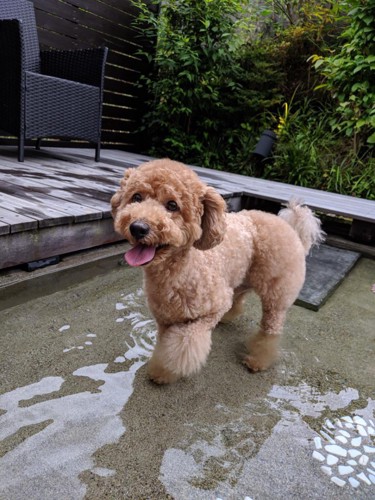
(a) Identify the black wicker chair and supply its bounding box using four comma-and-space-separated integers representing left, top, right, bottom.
0, 0, 108, 162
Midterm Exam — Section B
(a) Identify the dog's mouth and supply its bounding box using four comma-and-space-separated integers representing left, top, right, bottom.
124, 243, 168, 267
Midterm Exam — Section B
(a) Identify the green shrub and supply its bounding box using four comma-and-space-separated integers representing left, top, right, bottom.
265, 98, 375, 199
311, 0, 375, 150
130, 0, 374, 199
131, 0, 285, 171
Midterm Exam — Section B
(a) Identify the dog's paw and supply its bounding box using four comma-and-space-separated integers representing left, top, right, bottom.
244, 331, 280, 372
242, 355, 272, 372
148, 365, 179, 385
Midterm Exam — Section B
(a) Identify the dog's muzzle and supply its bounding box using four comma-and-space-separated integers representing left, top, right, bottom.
130, 220, 150, 241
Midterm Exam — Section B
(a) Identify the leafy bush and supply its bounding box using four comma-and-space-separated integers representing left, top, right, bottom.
131, 0, 374, 199
265, 98, 375, 199
131, 0, 284, 171
311, 0, 375, 150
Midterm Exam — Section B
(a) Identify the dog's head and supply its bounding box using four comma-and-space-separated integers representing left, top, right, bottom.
111, 159, 227, 267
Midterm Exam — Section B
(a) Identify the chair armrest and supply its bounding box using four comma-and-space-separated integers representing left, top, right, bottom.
40, 47, 108, 88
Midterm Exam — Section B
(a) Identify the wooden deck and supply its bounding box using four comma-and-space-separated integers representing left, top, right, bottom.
1, 146, 374, 270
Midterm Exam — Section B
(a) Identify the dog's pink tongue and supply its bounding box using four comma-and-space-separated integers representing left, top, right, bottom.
125, 244, 156, 266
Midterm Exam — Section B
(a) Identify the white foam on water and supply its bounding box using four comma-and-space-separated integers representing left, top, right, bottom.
91, 467, 116, 478
0, 289, 156, 500
0, 363, 141, 499
59, 324, 70, 332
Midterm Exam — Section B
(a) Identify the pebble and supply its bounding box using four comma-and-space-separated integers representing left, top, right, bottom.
325, 444, 347, 457
353, 416, 367, 427
348, 477, 360, 488
338, 430, 351, 438
331, 476, 346, 487
336, 436, 348, 444
357, 425, 368, 437
313, 451, 325, 462
342, 416, 353, 423
338, 465, 354, 475
327, 454, 339, 465
321, 466, 332, 476
359, 455, 369, 466
325, 419, 335, 429
348, 449, 361, 458
364, 445, 375, 454
347, 459, 357, 466
351, 437, 362, 447
320, 430, 335, 443
314, 437, 322, 449
357, 472, 371, 485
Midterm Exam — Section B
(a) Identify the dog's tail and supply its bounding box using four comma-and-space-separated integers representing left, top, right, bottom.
278, 198, 325, 255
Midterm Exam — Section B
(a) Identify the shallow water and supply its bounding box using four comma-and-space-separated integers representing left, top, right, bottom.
0, 258, 374, 499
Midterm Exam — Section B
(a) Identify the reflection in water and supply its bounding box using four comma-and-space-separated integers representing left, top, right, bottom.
0, 289, 155, 500
1, 286, 374, 498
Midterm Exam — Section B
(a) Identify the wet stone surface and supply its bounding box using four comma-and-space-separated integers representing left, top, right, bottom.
0, 256, 374, 499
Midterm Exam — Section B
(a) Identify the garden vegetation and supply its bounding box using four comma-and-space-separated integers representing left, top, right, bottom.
132, 0, 374, 199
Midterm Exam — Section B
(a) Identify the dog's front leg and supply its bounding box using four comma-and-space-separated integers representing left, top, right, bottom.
147, 315, 219, 384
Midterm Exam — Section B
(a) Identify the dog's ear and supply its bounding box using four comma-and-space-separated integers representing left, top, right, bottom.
111, 168, 135, 219
194, 187, 227, 250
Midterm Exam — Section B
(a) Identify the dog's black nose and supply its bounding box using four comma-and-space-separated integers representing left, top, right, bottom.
130, 221, 150, 240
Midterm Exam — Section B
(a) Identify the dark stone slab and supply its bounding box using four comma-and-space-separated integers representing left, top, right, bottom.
297, 245, 361, 311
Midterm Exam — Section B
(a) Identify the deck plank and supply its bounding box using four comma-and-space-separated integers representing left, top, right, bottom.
0, 176, 110, 216
0, 207, 38, 233
0, 146, 374, 271
0, 189, 73, 229
0, 181, 103, 225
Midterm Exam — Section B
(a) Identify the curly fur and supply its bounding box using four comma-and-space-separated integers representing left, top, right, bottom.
111, 159, 324, 384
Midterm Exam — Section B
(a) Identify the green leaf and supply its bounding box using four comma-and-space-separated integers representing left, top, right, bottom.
314, 59, 325, 69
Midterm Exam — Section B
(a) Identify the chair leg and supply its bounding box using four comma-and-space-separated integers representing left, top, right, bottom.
36, 138, 42, 150
18, 135, 25, 162
95, 142, 101, 162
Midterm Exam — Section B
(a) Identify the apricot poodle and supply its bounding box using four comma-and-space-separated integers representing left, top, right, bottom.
111, 159, 324, 384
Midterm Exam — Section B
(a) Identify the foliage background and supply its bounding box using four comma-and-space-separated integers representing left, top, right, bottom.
132, 0, 374, 199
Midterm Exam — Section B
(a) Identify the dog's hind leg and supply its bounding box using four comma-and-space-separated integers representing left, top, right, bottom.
148, 315, 219, 384
243, 307, 287, 372
221, 290, 249, 323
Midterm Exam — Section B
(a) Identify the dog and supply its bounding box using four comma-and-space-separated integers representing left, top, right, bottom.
111, 159, 324, 384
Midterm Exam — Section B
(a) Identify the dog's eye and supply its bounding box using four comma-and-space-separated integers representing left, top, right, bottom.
131, 193, 142, 203
166, 200, 179, 212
